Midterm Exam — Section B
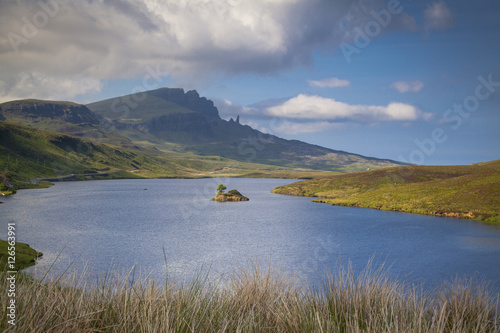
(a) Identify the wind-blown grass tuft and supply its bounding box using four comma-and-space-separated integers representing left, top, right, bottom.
1, 260, 498, 332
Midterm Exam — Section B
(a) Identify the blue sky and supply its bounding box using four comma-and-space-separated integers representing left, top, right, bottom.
1, 0, 499, 165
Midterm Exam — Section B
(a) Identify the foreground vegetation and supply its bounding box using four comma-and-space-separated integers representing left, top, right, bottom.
273, 160, 500, 223
0, 261, 498, 332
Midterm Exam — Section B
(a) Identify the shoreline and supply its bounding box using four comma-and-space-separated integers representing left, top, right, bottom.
311, 198, 484, 222
271, 191, 499, 225
2, 178, 499, 330
0, 239, 43, 271
271, 162, 500, 225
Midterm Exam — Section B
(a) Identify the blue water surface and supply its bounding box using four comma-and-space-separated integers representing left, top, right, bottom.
2, 178, 499, 290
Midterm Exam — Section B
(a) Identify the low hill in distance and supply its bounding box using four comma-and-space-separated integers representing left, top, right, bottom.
272, 160, 500, 223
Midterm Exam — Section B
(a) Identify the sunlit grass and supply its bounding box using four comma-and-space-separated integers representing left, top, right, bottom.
273, 161, 500, 223
1, 259, 498, 332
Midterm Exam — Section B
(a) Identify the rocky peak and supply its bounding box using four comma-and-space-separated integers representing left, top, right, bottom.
147, 88, 219, 118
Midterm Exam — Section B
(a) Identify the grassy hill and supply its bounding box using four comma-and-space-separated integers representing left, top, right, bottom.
86, 90, 199, 121
272, 160, 500, 223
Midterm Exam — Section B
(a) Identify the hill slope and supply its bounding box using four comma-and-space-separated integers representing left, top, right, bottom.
0, 120, 220, 181
272, 160, 500, 223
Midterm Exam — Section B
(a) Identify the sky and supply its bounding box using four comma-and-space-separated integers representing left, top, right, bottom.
0, 0, 499, 165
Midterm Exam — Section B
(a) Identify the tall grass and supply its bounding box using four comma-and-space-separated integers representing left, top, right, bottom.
1, 260, 498, 332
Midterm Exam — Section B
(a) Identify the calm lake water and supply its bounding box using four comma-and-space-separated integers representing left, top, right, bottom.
2, 178, 500, 290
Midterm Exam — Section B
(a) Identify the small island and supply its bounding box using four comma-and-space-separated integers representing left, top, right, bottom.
211, 184, 249, 202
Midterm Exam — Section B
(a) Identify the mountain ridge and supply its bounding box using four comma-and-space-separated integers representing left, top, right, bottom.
1, 88, 408, 172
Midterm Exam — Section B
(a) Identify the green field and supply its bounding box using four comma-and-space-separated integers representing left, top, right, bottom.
272, 160, 500, 223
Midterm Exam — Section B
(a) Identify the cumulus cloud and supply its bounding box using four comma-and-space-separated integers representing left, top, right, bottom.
0, 0, 418, 102
390, 80, 424, 93
308, 77, 350, 88
265, 94, 431, 122
424, 1, 455, 32
214, 94, 431, 135
0, 72, 103, 102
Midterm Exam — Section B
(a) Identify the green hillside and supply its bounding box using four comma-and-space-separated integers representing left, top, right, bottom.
86, 90, 197, 121
272, 160, 500, 223
0, 121, 339, 188
0, 120, 218, 181
1, 91, 407, 172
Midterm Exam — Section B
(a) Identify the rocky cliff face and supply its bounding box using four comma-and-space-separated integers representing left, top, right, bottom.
147, 88, 219, 118
85, 87, 226, 144
146, 112, 215, 140
0, 100, 101, 125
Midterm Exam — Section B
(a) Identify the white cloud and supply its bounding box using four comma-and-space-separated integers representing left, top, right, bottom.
308, 78, 350, 88
0, 0, 418, 101
0, 72, 102, 103
265, 94, 431, 122
390, 80, 424, 93
424, 1, 455, 32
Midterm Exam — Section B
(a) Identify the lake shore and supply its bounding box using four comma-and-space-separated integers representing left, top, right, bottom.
0, 240, 43, 271
272, 160, 500, 224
